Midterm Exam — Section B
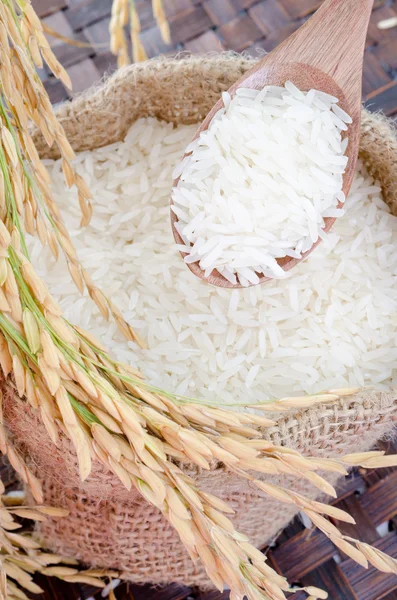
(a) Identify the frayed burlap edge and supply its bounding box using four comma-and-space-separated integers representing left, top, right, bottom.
1, 54, 394, 588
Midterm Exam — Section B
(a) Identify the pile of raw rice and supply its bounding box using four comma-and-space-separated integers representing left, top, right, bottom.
172, 82, 350, 285
29, 117, 397, 405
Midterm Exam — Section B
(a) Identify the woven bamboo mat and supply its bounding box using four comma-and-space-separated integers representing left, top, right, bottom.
21, 0, 397, 597
33, 0, 397, 115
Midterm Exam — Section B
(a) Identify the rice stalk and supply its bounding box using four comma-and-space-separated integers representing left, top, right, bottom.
41, 22, 109, 49
109, 0, 169, 67
0, 1, 142, 346
152, 0, 171, 44
0, 475, 115, 599
0, 2, 396, 600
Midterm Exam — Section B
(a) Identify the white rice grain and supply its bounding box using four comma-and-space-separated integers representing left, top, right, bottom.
28, 117, 397, 406
173, 82, 350, 284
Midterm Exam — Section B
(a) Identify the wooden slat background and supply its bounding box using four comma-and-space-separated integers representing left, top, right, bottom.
22, 1, 397, 597
33, 0, 397, 115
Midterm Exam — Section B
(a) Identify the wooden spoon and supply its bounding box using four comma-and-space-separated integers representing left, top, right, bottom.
170, 0, 374, 288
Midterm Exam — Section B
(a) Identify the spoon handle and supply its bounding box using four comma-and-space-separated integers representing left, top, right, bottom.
266, 0, 374, 105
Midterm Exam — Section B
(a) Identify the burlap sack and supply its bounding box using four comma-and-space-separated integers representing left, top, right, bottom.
3, 55, 397, 588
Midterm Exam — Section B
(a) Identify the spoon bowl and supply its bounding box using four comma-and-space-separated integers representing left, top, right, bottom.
171, 0, 374, 288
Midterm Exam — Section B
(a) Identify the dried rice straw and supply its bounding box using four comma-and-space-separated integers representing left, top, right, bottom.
0, 475, 115, 599
109, 0, 170, 67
